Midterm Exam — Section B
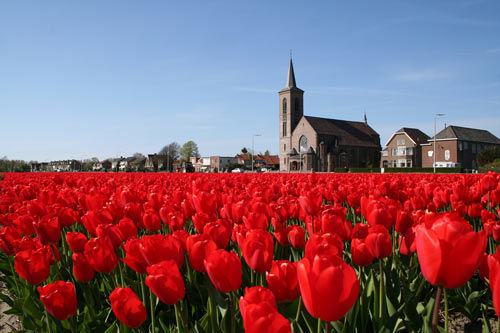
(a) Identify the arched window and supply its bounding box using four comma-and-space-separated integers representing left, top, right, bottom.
299, 135, 308, 152
282, 98, 287, 115
294, 98, 299, 113
283, 122, 287, 136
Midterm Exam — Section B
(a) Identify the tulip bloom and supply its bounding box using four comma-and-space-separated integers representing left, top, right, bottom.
15, 247, 51, 285
186, 234, 218, 272
109, 287, 147, 328
239, 286, 277, 318
38, 281, 77, 321
33, 217, 61, 245
204, 249, 242, 293
145, 260, 185, 305
66, 232, 88, 253
241, 229, 274, 273
415, 212, 487, 289
298, 190, 323, 216
266, 260, 299, 302
72, 253, 95, 282
84, 237, 118, 274
365, 225, 392, 259
288, 225, 305, 249
305, 233, 343, 261
297, 255, 359, 322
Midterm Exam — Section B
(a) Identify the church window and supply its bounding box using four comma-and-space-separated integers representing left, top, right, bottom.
299, 135, 308, 152
284, 144, 286, 152
282, 98, 287, 115
283, 122, 287, 136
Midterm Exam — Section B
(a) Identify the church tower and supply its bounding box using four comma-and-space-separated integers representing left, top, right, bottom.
279, 58, 304, 171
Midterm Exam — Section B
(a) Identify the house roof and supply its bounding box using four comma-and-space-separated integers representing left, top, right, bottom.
398, 128, 430, 144
303, 116, 380, 148
429, 125, 500, 144
254, 155, 280, 165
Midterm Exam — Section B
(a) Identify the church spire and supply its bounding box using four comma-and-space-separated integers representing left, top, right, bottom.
286, 57, 297, 88
363, 111, 367, 124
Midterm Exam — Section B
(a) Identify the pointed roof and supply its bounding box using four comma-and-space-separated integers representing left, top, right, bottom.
286, 58, 296, 88
279, 58, 303, 93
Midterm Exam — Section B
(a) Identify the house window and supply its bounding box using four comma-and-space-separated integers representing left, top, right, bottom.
428, 151, 433, 157
458, 142, 463, 151
397, 139, 405, 145
407, 160, 412, 167
392, 160, 397, 167
299, 135, 308, 152
406, 147, 413, 155
444, 150, 450, 161
392, 148, 397, 156
464, 142, 468, 149
472, 143, 477, 154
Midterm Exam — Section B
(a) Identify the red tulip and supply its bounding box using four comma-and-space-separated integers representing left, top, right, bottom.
203, 220, 231, 249
122, 238, 148, 274
0, 226, 21, 255
14, 247, 51, 285
145, 260, 185, 305
351, 238, 374, 267
71, 252, 94, 282
142, 209, 162, 233
186, 234, 218, 272
118, 217, 138, 240
109, 287, 147, 328
204, 249, 242, 293
240, 302, 292, 333
239, 286, 277, 318
84, 237, 118, 274
415, 212, 487, 289
139, 234, 184, 268
288, 225, 305, 249
33, 217, 61, 245
298, 189, 323, 216
297, 254, 359, 322
38, 281, 77, 321
241, 229, 274, 272
243, 212, 269, 230
365, 225, 392, 259
266, 260, 299, 302
66, 232, 88, 253
305, 233, 343, 261
96, 224, 124, 249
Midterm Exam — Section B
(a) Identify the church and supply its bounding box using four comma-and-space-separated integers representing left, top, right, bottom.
279, 59, 381, 172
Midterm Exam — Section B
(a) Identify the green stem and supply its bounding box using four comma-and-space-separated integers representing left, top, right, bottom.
444, 288, 449, 333
175, 302, 188, 333
325, 321, 331, 333
295, 297, 302, 323
432, 286, 442, 333
8, 256, 20, 296
316, 318, 321, 333
228, 292, 236, 333
149, 288, 156, 333
118, 261, 124, 286
208, 296, 218, 332
379, 258, 385, 322
45, 308, 53, 333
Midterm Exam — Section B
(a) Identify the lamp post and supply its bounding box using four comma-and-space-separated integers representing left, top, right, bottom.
433, 113, 445, 173
251, 134, 261, 172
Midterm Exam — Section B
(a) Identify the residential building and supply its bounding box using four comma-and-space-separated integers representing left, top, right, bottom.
253, 154, 280, 170
421, 125, 500, 169
381, 128, 430, 168
210, 156, 237, 172
190, 157, 211, 172
279, 58, 381, 172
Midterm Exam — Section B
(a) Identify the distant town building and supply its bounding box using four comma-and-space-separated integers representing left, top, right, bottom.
145, 154, 170, 172
278, 58, 381, 172
253, 154, 280, 170
47, 160, 82, 172
421, 125, 500, 169
190, 157, 211, 172
210, 156, 237, 172
381, 128, 430, 168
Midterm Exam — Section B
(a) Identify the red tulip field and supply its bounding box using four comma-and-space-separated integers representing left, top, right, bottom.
1, 172, 500, 332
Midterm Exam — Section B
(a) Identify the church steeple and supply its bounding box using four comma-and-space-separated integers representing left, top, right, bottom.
286, 58, 297, 88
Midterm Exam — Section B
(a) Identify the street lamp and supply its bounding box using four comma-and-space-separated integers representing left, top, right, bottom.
251, 134, 262, 172
433, 113, 445, 173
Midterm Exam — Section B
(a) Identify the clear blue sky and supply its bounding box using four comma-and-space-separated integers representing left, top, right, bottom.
1, 1, 499, 162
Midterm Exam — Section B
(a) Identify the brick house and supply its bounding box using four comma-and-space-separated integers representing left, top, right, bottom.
381, 128, 430, 168
210, 156, 238, 172
253, 155, 280, 170
279, 58, 381, 171
421, 125, 500, 169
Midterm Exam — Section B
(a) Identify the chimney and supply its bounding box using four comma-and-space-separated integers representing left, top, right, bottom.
444, 123, 447, 129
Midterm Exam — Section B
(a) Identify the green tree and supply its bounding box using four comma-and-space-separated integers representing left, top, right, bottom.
264, 150, 270, 156
180, 141, 200, 162
477, 147, 500, 166
241, 147, 248, 154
